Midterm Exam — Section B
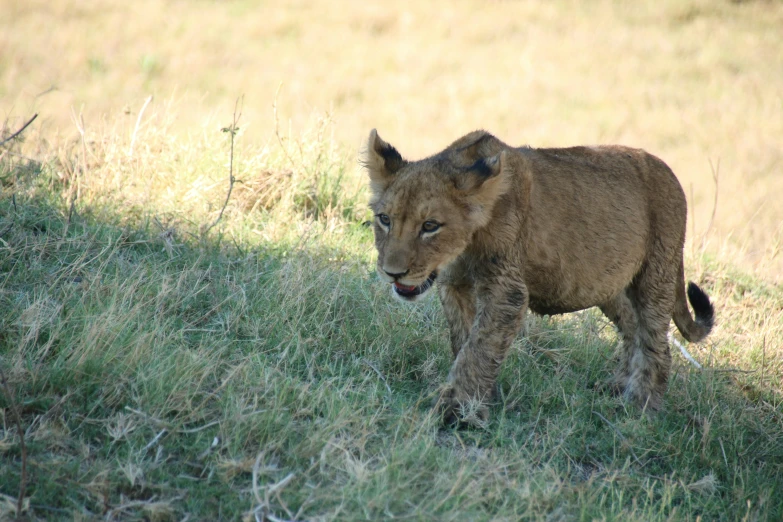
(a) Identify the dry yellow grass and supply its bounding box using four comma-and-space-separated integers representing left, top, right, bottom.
2, 0, 783, 279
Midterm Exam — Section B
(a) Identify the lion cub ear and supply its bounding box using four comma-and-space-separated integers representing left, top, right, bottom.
458, 150, 514, 226
363, 129, 406, 195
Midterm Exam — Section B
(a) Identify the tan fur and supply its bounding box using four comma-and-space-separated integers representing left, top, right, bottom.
364, 129, 715, 423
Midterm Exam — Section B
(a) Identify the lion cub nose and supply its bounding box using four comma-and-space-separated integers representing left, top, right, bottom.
383, 268, 409, 279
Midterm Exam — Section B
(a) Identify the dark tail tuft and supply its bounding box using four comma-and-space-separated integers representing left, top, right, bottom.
687, 282, 715, 332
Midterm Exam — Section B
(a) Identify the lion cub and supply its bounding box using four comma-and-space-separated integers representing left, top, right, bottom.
364, 129, 714, 423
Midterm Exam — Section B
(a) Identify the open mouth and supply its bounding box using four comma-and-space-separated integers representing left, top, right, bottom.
393, 271, 438, 298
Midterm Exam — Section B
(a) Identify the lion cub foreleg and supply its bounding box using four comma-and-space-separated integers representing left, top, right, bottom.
438, 283, 476, 359
437, 276, 528, 425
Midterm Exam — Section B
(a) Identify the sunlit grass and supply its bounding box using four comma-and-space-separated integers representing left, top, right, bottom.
1, 107, 782, 519
3, 0, 782, 278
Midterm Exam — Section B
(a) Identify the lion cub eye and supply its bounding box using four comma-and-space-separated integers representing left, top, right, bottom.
377, 214, 391, 227
421, 220, 441, 234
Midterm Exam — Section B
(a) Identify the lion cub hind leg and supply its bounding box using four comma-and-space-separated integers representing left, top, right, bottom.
599, 291, 638, 393
623, 264, 678, 411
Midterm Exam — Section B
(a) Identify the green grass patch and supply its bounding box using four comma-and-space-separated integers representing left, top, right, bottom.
1, 127, 782, 520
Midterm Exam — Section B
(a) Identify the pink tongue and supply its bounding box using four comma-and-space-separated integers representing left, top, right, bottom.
394, 282, 416, 292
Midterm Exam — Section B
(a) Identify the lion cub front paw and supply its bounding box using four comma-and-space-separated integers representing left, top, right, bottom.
433, 385, 489, 428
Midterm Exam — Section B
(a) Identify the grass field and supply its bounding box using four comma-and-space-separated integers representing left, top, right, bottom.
2, 0, 783, 520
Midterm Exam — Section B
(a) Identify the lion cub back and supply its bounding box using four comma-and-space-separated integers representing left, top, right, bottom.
487, 145, 687, 314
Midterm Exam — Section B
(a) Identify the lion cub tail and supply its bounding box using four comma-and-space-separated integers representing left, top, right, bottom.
672, 263, 715, 343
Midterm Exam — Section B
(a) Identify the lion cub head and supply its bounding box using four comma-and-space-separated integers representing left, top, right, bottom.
363, 129, 512, 301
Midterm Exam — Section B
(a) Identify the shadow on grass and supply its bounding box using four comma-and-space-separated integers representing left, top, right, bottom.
1, 164, 782, 521
0, 164, 451, 519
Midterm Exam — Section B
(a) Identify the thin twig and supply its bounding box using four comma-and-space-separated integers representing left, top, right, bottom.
125, 406, 226, 436
273, 82, 296, 167
196, 436, 221, 461
178, 420, 221, 434
669, 333, 702, 370
760, 334, 766, 389
30, 504, 71, 515
252, 453, 296, 522
266, 514, 296, 522
70, 107, 88, 200
103, 496, 182, 522
700, 158, 720, 252
268, 473, 296, 519
361, 358, 392, 396
105, 498, 157, 519
124, 406, 167, 427
205, 96, 243, 236
592, 410, 644, 467
0, 113, 38, 148
252, 452, 265, 507
128, 95, 153, 157
35, 84, 59, 98
718, 437, 729, 470
35, 85, 56, 98
143, 429, 167, 452
67, 195, 77, 225
0, 365, 27, 518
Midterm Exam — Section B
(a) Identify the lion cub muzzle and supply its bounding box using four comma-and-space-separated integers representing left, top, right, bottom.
378, 264, 439, 301
389, 271, 438, 301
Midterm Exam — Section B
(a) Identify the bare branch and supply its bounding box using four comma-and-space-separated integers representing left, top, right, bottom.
35, 85, 56, 98
70, 107, 88, 201
128, 95, 153, 157
0, 114, 38, 148
205, 96, 243, 236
